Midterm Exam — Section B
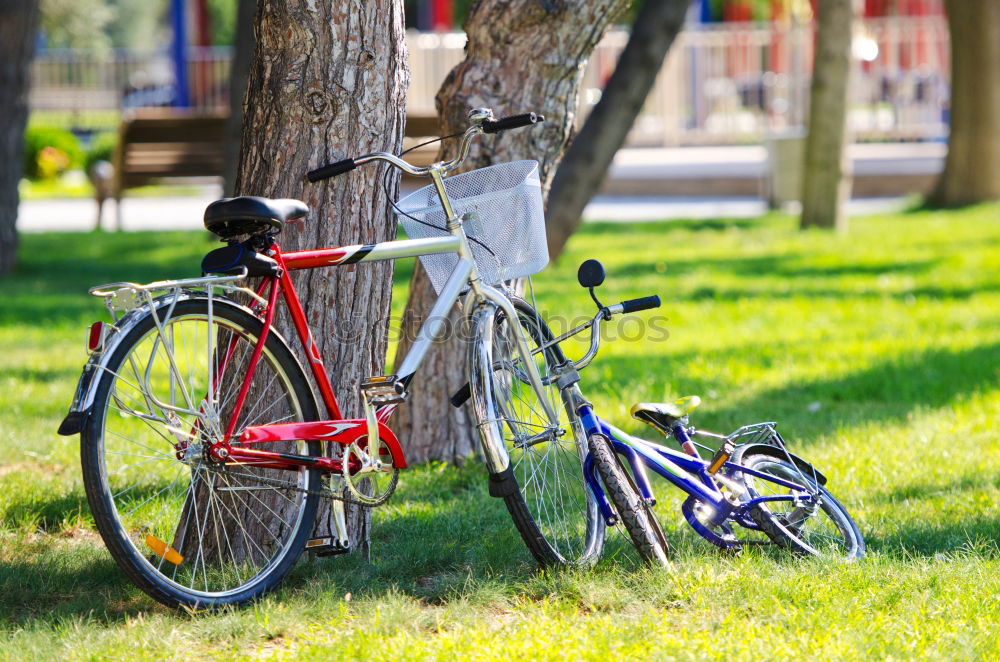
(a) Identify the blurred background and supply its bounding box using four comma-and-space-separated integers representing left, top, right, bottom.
19, 0, 951, 231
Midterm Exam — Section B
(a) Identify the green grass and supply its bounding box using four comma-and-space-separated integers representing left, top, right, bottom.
1, 204, 998, 660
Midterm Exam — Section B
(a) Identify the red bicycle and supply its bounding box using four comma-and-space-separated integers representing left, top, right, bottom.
59, 109, 617, 608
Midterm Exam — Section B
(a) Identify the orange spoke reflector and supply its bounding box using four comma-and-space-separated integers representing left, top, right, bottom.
145, 534, 184, 565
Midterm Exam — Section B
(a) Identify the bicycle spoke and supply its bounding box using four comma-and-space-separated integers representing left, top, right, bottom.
89, 303, 317, 603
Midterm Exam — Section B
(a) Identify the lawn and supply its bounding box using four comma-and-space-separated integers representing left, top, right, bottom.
1, 204, 998, 660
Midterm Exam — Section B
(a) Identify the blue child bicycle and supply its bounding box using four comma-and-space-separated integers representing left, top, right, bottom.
458, 258, 865, 565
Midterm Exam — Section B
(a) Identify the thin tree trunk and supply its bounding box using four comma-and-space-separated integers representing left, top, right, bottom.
0, 2, 40, 275
929, 0, 1000, 206
800, 0, 853, 231
392, 0, 628, 465
546, 0, 692, 260
222, 0, 256, 197
235, 0, 409, 555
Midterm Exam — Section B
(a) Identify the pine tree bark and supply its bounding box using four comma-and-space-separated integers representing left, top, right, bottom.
235, 0, 409, 555
929, 0, 1000, 206
800, 0, 854, 231
392, 0, 628, 465
0, 2, 40, 275
545, 0, 692, 260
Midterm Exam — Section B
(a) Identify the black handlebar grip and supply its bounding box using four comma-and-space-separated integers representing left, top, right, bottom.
450, 382, 472, 408
306, 158, 357, 182
620, 295, 661, 314
482, 112, 545, 134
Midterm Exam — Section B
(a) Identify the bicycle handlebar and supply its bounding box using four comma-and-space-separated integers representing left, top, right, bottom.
306, 158, 356, 182
482, 112, 543, 134
617, 295, 661, 314
449, 294, 661, 408
305, 109, 544, 183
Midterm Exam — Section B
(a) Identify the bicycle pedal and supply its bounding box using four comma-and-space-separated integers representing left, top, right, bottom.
361, 374, 408, 405
305, 537, 350, 557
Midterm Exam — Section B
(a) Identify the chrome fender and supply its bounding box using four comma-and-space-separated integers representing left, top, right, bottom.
58, 293, 298, 435
466, 301, 511, 475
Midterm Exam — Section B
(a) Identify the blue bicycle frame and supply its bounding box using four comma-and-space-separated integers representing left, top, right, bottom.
576, 404, 819, 549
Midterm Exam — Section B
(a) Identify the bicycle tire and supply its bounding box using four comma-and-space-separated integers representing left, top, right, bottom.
81, 297, 322, 608
734, 449, 865, 560
587, 433, 670, 565
468, 296, 604, 566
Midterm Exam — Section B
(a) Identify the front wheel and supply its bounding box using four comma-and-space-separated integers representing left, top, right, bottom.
468, 297, 604, 567
735, 451, 865, 560
587, 434, 669, 565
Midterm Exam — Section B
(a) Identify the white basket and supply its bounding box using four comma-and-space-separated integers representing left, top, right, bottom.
395, 160, 549, 293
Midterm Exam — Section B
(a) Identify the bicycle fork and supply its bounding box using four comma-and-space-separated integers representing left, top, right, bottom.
465, 294, 561, 484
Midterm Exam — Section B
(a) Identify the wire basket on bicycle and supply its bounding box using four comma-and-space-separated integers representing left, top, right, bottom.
395, 160, 549, 293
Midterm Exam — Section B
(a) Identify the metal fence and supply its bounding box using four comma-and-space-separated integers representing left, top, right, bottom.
30, 46, 233, 114
30, 16, 950, 145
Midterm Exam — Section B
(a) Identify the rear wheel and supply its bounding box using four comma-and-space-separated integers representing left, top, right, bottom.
469, 297, 604, 566
81, 297, 321, 608
587, 433, 669, 565
735, 451, 865, 560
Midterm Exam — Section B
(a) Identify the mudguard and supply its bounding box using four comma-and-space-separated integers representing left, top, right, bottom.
57, 293, 298, 436
731, 443, 828, 486
57, 300, 161, 436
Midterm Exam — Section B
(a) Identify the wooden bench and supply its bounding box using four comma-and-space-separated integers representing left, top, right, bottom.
95, 110, 439, 230
100, 108, 228, 230
402, 114, 442, 169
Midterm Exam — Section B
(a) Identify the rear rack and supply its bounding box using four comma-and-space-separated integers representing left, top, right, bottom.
725, 422, 781, 447
89, 269, 265, 321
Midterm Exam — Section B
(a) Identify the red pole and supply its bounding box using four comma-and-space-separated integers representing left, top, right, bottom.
431, 0, 453, 31
194, 0, 210, 46
191, 0, 212, 107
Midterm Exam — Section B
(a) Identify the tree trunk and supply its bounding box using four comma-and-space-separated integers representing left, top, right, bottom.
235, 0, 409, 556
0, 2, 39, 275
392, 0, 629, 465
545, 0, 692, 260
800, 0, 853, 231
928, 0, 1000, 206
222, 0, 256, 197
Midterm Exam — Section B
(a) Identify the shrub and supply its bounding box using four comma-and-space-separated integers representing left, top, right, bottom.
23, 126, 83, 180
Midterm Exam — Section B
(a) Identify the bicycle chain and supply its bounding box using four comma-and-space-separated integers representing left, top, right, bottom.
210, 467, 389, 507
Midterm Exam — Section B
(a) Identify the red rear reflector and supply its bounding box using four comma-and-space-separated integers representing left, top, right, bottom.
87, 322, 105, 352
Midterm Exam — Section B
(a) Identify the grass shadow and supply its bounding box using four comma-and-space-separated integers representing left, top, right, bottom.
3, 232, 216, 327
708, 341, 1000, 435
0, 539, 153, 625
865, 515, 1000, 559
870, 474, 1000, 505
0, 462, 549, 626
4, 231, 417, 329
594, 341, 1000, 441
860, 473, 1000, 558
613, 253, 940, 282
582, 216, 780, 237
669, 282, 999, 302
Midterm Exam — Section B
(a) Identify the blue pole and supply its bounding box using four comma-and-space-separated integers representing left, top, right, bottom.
171, 0, 189, 107
690, 0, 707, 129
700, 0, 713, 23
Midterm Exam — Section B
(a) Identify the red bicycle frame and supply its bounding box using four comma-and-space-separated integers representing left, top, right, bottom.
207, 240, 415, 474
